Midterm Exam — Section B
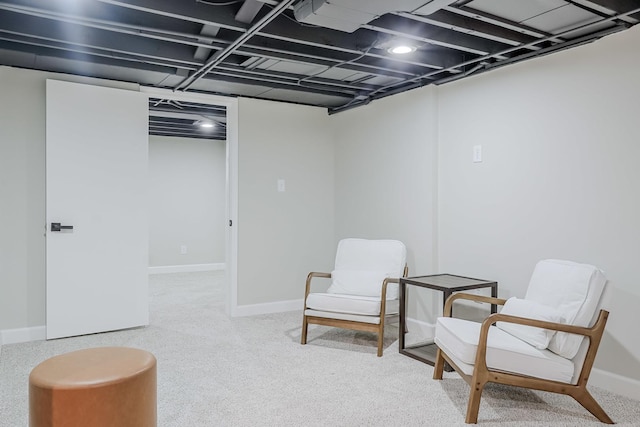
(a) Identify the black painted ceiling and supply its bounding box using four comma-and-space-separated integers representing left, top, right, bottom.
1, 0, 638, 139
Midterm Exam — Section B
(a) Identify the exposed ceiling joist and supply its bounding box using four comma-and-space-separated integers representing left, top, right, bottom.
0, 0, 637, 135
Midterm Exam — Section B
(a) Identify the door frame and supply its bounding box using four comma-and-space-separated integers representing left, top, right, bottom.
141, 87, 238, 316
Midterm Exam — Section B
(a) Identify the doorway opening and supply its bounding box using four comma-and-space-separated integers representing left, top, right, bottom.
142, 88, 238, 316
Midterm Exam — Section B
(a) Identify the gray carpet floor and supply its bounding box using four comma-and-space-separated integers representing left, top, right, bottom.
1, 271, 639, 426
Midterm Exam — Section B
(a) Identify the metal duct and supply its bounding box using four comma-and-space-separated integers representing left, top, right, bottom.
293, 0, 458, 32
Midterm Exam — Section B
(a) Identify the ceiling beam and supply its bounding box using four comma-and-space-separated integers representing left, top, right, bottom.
236, 43, 419, 79
444, 5, 564, 42
244, 33, 451, 74
148, 108, 226, 122
213, 62, 381, 93
364, 14, 513, 56
0, 34, 196, 73
0, 9, 200, 66
95, 0, 246, 31
204, 67, 360, 98
584, 0, 640, 14
398, 10, 541, 49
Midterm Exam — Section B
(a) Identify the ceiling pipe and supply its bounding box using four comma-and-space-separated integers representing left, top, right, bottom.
174, 0, 297, 91
433, 61, 488, 85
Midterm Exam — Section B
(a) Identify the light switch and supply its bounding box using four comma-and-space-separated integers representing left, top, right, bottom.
277, 179, 285, 192
473, 145, 482, 163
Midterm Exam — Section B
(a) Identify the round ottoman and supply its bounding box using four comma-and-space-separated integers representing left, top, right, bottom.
29, 347, 157, 427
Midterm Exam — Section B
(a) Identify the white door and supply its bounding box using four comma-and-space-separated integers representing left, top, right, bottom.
46, 79, 149, 339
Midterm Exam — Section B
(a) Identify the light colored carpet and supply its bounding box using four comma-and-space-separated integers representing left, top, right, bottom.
1, 271, 639, 426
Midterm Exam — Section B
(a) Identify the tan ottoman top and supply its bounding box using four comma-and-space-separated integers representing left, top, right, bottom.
30, 347, 156, 389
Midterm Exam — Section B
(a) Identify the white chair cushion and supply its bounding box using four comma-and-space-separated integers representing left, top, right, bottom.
436, 317, 575, 383
306, 292, 399, 316
334, 239, 406, 277
327, 270, 397, 298
496, 297, 565, 349
525, 259, 607, 359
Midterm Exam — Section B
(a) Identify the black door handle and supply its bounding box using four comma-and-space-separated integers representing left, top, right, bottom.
51, 223, 73, 232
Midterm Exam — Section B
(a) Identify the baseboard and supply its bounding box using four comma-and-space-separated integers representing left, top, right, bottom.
1, 325, 46, 345
406, 317, 435, 333
405, 317, 436, 346
233, 298, 303, 317
590, 368, 640, 401
148, 263, 225, 274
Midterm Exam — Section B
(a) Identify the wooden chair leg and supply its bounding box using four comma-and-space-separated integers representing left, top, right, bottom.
572, 388, 614, 424
377, 324, 384, 357
301, 315, 308, 345
465, 379, 486, 424
433, 348, 445, 380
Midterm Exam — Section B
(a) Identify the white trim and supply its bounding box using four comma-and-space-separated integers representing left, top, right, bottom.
234, 299, 303, 317
225, 98, 239, 318
590, 368, 640, 401
1, 326, 46, 345
148, 263, 225, 274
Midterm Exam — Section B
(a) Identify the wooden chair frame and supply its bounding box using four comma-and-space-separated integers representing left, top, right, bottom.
433, 293, 612, 424
301, 265, 408, 357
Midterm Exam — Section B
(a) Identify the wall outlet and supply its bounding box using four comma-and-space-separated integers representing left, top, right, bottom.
277, 179, 286, 192
180, 245, 187, 255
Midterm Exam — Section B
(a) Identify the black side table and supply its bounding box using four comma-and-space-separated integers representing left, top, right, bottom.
399, 274, 498, 368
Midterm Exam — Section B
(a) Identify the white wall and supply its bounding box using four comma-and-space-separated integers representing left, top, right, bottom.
0, 67, 137, 333
331, 86, 439, 277
331, 86, 441, 335
0, 66, 334, 330
437, 25, 640, 384
237, 98, 335, 307
148, 135, 226, 267
329, 26, 640, 397
2, 24, 639, 397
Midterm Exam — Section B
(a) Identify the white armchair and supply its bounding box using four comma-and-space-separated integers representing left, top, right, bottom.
301, 238, 408, 356
433, 259, 612, 424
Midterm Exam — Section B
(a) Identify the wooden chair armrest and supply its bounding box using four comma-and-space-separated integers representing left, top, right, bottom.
379, 277, 401, 318
382, 263, 408, 301
443, 293, 507, 317
482, 310, 609, 337
380, 277, 399, 299
473, 310, 610, 372
304, 272, 332, 300
307, 271, 332, 280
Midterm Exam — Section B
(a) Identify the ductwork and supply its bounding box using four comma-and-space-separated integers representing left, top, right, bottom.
293, 0, 458, 33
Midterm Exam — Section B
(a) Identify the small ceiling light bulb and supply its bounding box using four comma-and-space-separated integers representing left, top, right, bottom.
388, 45, 416, 54
199, 121, 215, 128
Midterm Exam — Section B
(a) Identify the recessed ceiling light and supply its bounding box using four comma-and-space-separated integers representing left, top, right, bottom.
388, 45, 416, 55
198, 121, 215, 129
